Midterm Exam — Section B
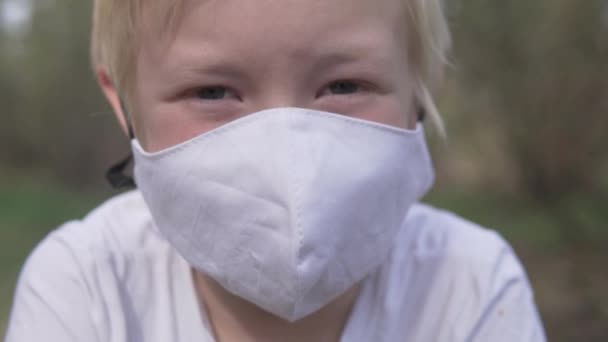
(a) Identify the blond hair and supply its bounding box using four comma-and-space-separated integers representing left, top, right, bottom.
91, 0, 450, 133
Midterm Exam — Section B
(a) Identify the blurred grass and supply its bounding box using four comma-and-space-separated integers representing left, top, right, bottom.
0, 176, 103, 337
426, 188, 563, 247
1, 177, 606, 340
426, 186, 608, 249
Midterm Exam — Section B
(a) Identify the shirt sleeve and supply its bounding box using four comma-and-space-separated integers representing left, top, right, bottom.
466, 243, 547, 342
5, 224, 99, 342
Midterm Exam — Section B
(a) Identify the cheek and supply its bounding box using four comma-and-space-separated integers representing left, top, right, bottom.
353, 96, 414, 129
361, 109, 408, 129
134, 103, 224, 153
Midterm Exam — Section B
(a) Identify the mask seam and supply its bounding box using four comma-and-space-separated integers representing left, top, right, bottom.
287, 113, 305, 319
134, 110, 422, 161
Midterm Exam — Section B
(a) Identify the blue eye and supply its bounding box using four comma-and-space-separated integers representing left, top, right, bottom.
328, 81, 360, 95
196, 86, 229, 100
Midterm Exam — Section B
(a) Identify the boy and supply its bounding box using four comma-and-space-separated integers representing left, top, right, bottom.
6, 0, 546, 341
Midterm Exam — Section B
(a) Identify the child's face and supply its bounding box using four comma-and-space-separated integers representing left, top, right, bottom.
133, 0, 416, 152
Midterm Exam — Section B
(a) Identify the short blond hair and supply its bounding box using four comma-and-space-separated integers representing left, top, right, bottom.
91, 0, 450, 132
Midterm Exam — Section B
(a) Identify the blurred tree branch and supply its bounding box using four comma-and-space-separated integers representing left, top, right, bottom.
451, 0, 608, 200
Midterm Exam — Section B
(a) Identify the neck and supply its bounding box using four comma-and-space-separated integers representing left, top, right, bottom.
193, 270, 361, 342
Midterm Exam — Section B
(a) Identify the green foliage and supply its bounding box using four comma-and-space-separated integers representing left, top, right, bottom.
426, 185, 608, 247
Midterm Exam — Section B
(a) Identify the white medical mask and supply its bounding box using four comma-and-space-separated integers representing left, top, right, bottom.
132, 107, 434, 322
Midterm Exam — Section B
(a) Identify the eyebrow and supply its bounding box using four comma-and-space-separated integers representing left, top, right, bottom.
166, 41, 392, 84
167, 55, 249, 83
311, 48, 390, 73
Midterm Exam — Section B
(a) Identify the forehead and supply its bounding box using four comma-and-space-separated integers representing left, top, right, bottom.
139, 0, 408, 66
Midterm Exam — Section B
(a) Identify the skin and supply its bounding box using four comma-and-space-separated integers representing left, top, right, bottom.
99, 0, 418, 340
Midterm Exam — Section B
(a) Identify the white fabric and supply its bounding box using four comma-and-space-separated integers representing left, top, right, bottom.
132, 107, 434, 322
6, 191, 546, 342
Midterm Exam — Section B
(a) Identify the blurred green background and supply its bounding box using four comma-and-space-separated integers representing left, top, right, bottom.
1, 0, 607, 341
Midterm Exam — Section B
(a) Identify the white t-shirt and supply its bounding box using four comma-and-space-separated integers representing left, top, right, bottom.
5, 191, 546, 342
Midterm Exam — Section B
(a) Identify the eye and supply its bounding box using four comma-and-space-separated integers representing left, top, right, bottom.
319, 80, 362, 97
194, 86, 238, 101
330, 80, 360, 94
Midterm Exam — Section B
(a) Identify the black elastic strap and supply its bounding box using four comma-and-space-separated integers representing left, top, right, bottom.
417, 107, 426, 122
105, 153, 136, 189
105, 103, 137, 189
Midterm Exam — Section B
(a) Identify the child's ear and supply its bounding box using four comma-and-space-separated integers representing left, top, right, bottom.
96, 67, 130, 137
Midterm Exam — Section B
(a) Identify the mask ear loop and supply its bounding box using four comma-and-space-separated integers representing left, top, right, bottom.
417, 106, 426, 123
105, 101, 137, 189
